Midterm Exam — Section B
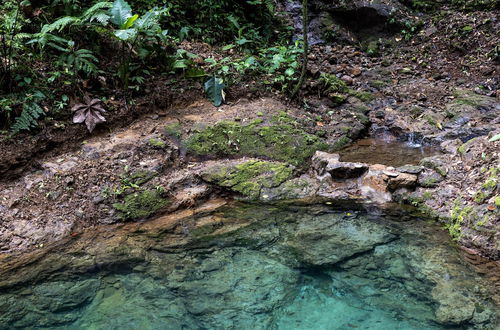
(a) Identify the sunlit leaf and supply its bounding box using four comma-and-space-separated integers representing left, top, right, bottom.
110, 0, 132, 27
121, 14, 138, 29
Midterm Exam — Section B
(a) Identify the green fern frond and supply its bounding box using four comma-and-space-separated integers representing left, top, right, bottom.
40, 16, 80, 34
89, 12, 111, 25
11, 102, 45, 134
81, 1, 113, 20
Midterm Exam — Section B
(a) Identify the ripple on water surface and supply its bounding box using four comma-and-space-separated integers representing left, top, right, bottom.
0, 203, 497, 329
340, 138, 441, 167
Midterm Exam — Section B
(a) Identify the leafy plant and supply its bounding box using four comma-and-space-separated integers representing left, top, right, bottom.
9, 90, 46, 134
107, 0, 169, 89
204, 76, 225, 107
0, 0, 30, 92
72, 96, 106, 132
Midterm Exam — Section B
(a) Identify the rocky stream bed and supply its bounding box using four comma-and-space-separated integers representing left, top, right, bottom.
0, 201, 498, 329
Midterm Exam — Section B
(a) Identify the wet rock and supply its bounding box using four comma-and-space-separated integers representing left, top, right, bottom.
397, 165, 423, 175
201, 160, 294, 200
312, 151, 368, 179
418, 169, 444, 188
434, 291, 476, 325
440, 139, 462, 154
284, 213, 396, 266
341, 75, 354, 85
387, 173, 418, 191
420, 155, 450, 177
261, 175, 319, 201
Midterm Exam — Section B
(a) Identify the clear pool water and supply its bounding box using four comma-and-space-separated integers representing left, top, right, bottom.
0, 202, 497, 329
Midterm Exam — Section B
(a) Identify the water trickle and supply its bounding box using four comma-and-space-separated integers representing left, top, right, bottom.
340, 138, 440, 167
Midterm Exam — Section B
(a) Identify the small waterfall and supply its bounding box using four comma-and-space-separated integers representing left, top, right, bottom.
406, 132, 422, 148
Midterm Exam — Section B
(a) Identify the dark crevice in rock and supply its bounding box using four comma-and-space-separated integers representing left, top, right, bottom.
329, 7, 396, 33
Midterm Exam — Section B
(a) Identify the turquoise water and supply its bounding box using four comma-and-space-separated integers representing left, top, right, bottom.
0, 202, 498, 329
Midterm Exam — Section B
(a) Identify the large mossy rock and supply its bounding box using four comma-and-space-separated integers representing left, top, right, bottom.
201, 160, 294, 199
187, 115, 328, 167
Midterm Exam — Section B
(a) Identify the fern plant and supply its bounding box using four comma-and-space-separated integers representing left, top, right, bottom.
10, 90, 46, 134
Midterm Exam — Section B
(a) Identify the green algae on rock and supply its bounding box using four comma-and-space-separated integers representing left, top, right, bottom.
187, 115, 328, 166
113, 190, 169, 220
147, 138, 167, 148
201, 160, 294, 199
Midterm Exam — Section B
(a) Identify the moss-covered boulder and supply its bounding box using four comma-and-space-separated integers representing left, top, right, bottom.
113, 190, 169, 220
187, 114, 328, 166
201, 160, 294, 199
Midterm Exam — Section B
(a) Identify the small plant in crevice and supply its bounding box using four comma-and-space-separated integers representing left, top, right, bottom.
72, 96, 106, 132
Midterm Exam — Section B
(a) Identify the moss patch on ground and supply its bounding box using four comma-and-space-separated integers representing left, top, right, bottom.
113, 190, 169, 220
201, 160, 294, 199
187, 114, 329, 166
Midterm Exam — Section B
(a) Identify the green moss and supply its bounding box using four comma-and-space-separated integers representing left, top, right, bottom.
318, 74, 348, 105
473, 191, 488, 204
355, 113, 370, 125
422, 191, 433, 200
366, 41, 380, 57
420, 158, 448, 177
125, 170, 156, 186
113, 190, 169, 220
330, 93, 347, 105
481, 179, 497, 191
348, 90, 375, 103
425, 115, 437, 126
369, 80, 387, 89
448, 199, 475, 240
187, 117, 328, 167
319, 73, 348, 94
164, 122, 182, 139
148, 138, 166, 148
457, 144, 466, 155
352, 104, 370, 114
476, 215, 489, 227
331, 135, 352, 151
495, 196, 500, 206
202, 160, 294, 199
421, 177, 440, 188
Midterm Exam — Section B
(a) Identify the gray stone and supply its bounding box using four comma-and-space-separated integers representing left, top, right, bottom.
397, 165, 424, 175
418, 169, 444, 188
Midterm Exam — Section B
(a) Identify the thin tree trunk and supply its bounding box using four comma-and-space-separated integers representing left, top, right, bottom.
290, 0, 308, 99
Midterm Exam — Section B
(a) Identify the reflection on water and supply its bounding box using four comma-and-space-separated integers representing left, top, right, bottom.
340, 138, 440, 167
0, 202, 497, 329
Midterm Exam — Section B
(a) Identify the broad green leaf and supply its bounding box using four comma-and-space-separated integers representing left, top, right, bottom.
222, 44, 235, 51
121, 14, 138, 29
489, 134, 500, 142
204, 76, 225, 107
114, 28, 137, 41
245, 56, 257, 66
185, 67, 207, 78
173, 60, 189, 69
236, 38, 252, 45
110, 0, 132, 27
